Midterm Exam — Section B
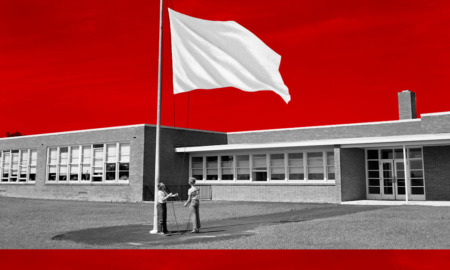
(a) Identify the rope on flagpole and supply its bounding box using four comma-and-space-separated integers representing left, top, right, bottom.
163, 0, 195, 235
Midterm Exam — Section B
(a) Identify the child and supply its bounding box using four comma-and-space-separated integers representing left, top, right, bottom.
157, 182, 178, 235
184, 177, 201, 233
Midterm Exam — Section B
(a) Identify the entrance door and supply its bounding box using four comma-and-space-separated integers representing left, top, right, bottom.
367, 148, 426, 201
381, 161, 407, 200
381, 161, 395, 200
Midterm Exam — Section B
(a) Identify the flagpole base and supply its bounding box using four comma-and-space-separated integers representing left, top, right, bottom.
149, 229, 158, 234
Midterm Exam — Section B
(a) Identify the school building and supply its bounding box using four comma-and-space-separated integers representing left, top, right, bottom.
1, 90, 450, 203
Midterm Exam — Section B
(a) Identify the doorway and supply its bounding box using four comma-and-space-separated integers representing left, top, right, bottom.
380, 161, 406, 200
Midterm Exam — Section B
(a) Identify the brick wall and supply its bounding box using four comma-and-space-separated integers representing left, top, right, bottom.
423, 146, 450, 200
340, 148, 366, 201
333, 147, 342, 202
421, 113, 450, 133
209, 184, 339, 203
0, 125, 227, 202
143, 126, 227, 200
227, 121, 425, 144
0, 125, 145, 202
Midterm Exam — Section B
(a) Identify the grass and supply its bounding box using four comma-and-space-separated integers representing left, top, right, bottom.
0, 197, 326, 249
179, 206, 450, 249
2, 197, 450, 249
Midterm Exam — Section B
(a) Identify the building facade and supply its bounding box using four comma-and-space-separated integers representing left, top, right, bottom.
2, 91, 450, 203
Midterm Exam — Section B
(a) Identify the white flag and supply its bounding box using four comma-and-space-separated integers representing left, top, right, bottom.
168, 9, 290, 103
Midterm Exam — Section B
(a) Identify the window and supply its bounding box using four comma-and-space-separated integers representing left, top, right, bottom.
0, 149, 37, 183
326, 152, 335, 180
48, 148, 57, 181
81, 146, 91, 181
58, 147, 68, 181
191, 157, 203, 180
10, 151, 19, 182
288, 153, 304, 180
236, 155, 250, 180
190, 150, 334, 182
307, 152, 324, 180
46, 142, 130, 183
206, 156, 218, 180
367, 150, 380, 194
365, 147, 425, 197
2, 152, 10, 182
221, 156, 234, 180
408, 148, 424, 195
29, 150, 37, 181
70, 147, 80, 181
381, 149, 394, 159
252, 154, 267, 181
105, 144, 117, 181
270, 154, 285, 180
92, 145, 104, 182
19, 150, 28, 182
118, 143, 130, 181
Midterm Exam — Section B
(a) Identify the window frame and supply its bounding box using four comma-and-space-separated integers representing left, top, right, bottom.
365, 147, 426, 199
45, 142, 130, 184
0, 149, 37, 184
189, 148, 336, 184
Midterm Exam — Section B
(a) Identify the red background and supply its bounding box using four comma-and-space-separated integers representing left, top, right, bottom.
1, 0, 450, 267
1, 0, 450, 136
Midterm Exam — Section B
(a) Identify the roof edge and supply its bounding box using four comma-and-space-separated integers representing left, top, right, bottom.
0, 124, 225, 141
227, 118, 422, 135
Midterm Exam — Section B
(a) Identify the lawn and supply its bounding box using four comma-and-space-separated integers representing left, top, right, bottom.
2, 197, 450, 249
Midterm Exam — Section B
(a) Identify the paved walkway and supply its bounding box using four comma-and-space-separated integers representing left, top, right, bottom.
342, 200, 450, 206
52, 204, 387, 247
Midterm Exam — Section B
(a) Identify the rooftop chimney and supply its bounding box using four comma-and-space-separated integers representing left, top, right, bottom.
398, 90, 417, 120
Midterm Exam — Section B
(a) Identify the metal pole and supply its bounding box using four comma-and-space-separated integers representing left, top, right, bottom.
403, 145, 409, 203
150, 0, 164, 234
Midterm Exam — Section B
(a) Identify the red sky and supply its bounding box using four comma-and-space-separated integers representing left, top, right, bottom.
1, 0, 450, 136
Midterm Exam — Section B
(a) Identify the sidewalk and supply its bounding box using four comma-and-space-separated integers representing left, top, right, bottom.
341, 200, 450, 207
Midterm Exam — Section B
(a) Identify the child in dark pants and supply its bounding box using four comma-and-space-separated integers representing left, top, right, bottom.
157, 182, 177, 235
184, 177, 200, 233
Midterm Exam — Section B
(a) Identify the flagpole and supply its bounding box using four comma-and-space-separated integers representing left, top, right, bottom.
150, 0, 164, 234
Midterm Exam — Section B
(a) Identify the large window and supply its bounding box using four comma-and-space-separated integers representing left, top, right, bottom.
0, 149, 37, 183
47, 143, 130, 183
190, 150, 335, 182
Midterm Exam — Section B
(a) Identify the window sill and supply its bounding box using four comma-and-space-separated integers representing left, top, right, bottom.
196, 181, 336, 186
45, 181, 129, 186
0, 182, 36, 185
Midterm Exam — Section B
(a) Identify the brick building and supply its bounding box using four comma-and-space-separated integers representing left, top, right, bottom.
2, 90, 450, 203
